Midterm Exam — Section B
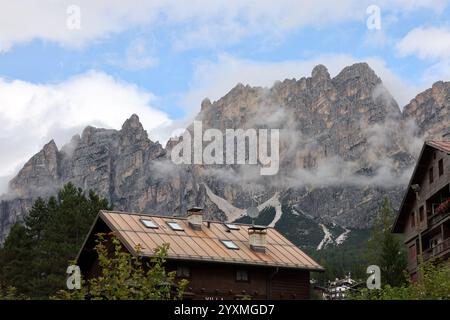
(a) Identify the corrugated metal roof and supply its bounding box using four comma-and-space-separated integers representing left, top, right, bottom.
98, 210, 323, 271
428, 140, 450, 153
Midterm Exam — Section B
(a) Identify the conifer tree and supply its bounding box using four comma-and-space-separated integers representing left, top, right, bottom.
0, 223, 33, 295
0, 183, 111, 298
366, 196, 407, 287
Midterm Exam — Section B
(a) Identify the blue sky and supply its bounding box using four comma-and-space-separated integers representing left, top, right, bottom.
0, 0, 449, 191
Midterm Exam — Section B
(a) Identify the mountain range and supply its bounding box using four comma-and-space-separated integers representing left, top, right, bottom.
1, 62, 449, 253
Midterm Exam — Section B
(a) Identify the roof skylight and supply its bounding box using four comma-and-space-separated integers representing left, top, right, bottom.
167, 221, 184, 231
221, 240, 239, 250
225, 223, 240, 231
141, 219, 158, 229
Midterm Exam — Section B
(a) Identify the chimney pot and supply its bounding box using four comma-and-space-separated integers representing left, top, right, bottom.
187, 207, 203, 230
248, 226, 267, 253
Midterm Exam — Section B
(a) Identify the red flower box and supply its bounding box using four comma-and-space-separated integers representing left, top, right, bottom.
435, 198, 450, 215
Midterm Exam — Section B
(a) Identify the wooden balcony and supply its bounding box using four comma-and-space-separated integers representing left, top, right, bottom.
428, 210, 449, 227
422, 237, 450, 261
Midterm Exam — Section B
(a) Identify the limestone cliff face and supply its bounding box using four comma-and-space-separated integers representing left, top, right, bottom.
194, 62, 415, 228
1, 63, 448, 246
403, 81, 450, 138
9, 140, 60, 198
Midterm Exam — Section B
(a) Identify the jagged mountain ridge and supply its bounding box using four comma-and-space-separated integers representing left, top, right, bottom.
1, 62, 449, 247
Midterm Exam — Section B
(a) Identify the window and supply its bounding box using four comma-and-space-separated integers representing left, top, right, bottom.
438, 159, 444, 176
430, 238, 439, 248
419, 206, 424, 222
408, 244, 416, 260
236, 270, 248, 282
221, 240, 239, 250
225, 224, 240, 231
432, 203, 439, 215
176, 266, 190, 278
167, 222, 184, 231
410, 212, 415, 228
429, 167, 434, 184
141, 219, 158, 229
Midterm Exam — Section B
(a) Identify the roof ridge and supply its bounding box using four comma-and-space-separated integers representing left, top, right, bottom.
100, 210, 275, 229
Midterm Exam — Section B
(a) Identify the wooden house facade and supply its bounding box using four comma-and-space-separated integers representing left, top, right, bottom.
393, 141, 450, 280
77, 208, 323, 299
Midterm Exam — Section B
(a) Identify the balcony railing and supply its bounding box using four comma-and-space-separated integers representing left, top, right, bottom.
422, 237, 450, 261
428, 210, 449, 227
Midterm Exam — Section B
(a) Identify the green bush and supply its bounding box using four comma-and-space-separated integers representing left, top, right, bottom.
53, 233, 188, 300
351, 261, 450, 300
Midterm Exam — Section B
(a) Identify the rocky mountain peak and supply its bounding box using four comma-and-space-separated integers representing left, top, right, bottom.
9, 139, 60, 198
225, 82, 258, 99
122, 114, 142, 130
403, 80, 450, 138
120, 114, 148, 144
334, 62, 380, 84
201, 98, 212, 111
70, 133, 81, 144
43, 139, 58, 154
81, 126, 96, 144
311, 64, 331, 83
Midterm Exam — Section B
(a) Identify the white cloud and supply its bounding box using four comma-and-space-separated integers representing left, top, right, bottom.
396, 26, 450, 60
0, 71, 172, 192
0, 0, 447, 52
422, 59, 450, 82
0, 1, 164, 52
396, 26, 450, 85
182, 54, 421, 112
106, 38, 158, 70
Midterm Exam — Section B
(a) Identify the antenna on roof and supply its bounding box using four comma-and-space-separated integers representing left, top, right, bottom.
246, 206, 259, 226
247, 184, 260, 226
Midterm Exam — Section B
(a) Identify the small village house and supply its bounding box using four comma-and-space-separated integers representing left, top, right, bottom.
322, 274, 364, 300
393, 141, 450, 280
77, 208, 323, 299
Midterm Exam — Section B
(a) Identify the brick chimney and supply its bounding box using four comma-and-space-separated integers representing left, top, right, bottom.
187, 207, 203, 230
248, 226, 267, 253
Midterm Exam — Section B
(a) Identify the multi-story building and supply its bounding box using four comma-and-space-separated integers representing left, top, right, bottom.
393, 141, 450, 280
317, 275, 363, 300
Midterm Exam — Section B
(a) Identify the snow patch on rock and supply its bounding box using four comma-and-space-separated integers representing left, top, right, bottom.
204, 183, 245, 222
335, 228, 351, 245
258, 193, 282, 227
317, 223, 334, 250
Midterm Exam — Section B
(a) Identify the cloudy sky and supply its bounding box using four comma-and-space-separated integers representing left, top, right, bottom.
0, 0, 449, 192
